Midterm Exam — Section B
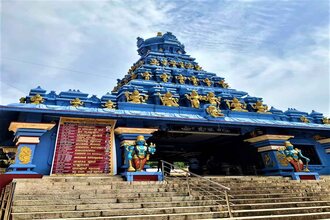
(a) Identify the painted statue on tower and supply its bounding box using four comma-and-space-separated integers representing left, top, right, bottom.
278, 141, 310, 172
124, 135, 156, 172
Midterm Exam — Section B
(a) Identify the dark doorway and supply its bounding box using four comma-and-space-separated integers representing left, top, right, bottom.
148, 130, 262, 175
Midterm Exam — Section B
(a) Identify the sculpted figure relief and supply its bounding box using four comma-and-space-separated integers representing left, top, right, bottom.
160, 73, 170, 82
125, 90, 148, 104
30, 94, 44, 104
142, 72, 151, 80
227, 97, 248, 112
186, 90, 202, 108
277, 141, 310, 172
203, 78, 213, 87
158, 92, 179, 107
203, 92, 221, 106
124, 135, 156, 172
189, 76, 199, 86
252, 100, 269, 113
176, 74, 186, 84
206, 105, 224, 117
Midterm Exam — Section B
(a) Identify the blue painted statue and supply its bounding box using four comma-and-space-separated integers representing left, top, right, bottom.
124, 135, 156, 172
278, 141, 310, 172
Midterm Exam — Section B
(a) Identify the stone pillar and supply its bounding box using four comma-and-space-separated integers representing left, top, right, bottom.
114, 127, 158, 171
245, 134, 294, 176
316, 138, 330, 174
6, 122, 55, 174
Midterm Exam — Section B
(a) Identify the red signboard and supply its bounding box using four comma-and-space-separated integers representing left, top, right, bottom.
51, 117, 116, 175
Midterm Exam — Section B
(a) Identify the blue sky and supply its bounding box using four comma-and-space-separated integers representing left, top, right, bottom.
1, 0, 329, 116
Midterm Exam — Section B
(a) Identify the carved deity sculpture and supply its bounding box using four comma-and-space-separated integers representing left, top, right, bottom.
30, 94, 44, 104
203, 92, 221, 106
252, 100, 269, 113
149, 58, 159, 66
158, 92, 179, 107
194, 64, 202, 71
218, 79, 229, 88
19, 97, 26, 103
277, 141, 310, 172
178, 61, 185, 68
322, 117, 330, 124
131, 73, 137, 80
70, 98, 84, 107
185, 90, 202, 108
176, 74, 186, 84
185, 63, 194, 69
203, 78, 213, 87
169, 60, 177, 67
189, 76, 199, 86
227, 97, 248, 112
125, 90, 148, 104
161, 59, 168, 66
206, 105, 224, 117
300, 116, 309, 123
160, 73, 170, 82
124, 135, 156, 172
103, 100, 116, 109
142, 72, 151, 80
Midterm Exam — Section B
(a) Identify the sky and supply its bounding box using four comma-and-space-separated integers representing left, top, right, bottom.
1, 0, 329, 116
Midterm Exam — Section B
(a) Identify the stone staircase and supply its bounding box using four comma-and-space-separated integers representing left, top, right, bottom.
6, 175, 330, 219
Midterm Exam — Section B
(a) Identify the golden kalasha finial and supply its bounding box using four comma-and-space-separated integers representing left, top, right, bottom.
125, 90, 148, 104
227, 97, 248, 112
176, 74, 186, 84
203, 92, 220, 106
206, 105, 224, 117
169, 60, 177, 67
300, 116, 309, 123
157, 32, 162, 36
103, 100, 116, 109
149, 58, 159, 66
218, 79, 229, 88
161, 59, 168, 66
30, 94, 44, 104
203, 78, 213, 87
160, 73, 170, 82
70, 98, 84, 107
185, 90, 202, 108
189, 76, 199, 86
158, 91, 179, 107
252, 100, 269, 113
142, 72, 151, 80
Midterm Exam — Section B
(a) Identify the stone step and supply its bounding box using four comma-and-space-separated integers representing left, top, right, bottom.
12, 205, 225, 219
231, 196, 327, 204
231, 205, 330, 217
12, 196, 205, 213
232, 200, 330, 210
13, 192, 189, 206
213, 212, 330, 220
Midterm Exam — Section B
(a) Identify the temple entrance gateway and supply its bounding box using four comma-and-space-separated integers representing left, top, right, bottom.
149, 128, 262, 175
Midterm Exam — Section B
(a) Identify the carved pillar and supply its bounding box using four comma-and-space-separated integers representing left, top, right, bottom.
6, 122, 55, 174
245, 134, 294, 176
114, 127, 158, 171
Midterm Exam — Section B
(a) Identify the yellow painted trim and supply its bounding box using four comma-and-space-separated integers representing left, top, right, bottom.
114, 127, 158, 135
317, 138, 330, 144
9, 122, 55, 133
257, 145, 281, 152
16, 136, 40, 145
120, 140, 136, 146
245, 135, 294, 143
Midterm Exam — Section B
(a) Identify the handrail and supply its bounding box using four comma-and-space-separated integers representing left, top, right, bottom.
161, 160, 231, 191
160, 160, 233, 218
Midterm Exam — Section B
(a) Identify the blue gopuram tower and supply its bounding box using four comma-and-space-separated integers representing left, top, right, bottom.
0, 32, 330, 181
